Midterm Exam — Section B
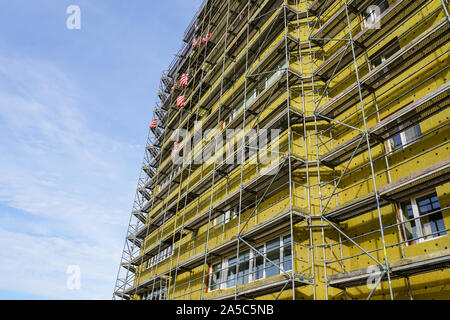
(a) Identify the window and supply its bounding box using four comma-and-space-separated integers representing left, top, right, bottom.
226, 257, 237, 289
208, 235, 293, 291
266, 60, 288, 88
214, 213, 225, 228
214, 207, 238, 227
222, 98, 245, 128
265, 239, 281, 278
266, 69, 280, 89
237, 251, 251, 286
209, 263, 223, 291
370, 38, 400, 71
146, 245, 173, 269
400, 192, 447, 245
253, 245, 265, 281
369, 37, 402, 82
144, 286, 167, 300
245, 89, 258, 110
282, 235, 292, 271
388, 123, 422, 151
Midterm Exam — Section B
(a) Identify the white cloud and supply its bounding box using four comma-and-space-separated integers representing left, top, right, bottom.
0, 228, 118, 299
0, 52, 141, 298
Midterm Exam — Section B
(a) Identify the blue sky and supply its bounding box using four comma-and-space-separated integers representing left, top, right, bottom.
0, 0, 203, 299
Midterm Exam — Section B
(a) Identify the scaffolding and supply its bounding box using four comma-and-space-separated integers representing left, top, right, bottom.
114, 0, 450, 300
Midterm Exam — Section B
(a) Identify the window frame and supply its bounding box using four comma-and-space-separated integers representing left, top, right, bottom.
145, 285, 167, 300
398, 191, 447, 246
146, 245, 174, 269
387, 122, 422, 152
213, 206, 239, 228
208, 262, 223, 291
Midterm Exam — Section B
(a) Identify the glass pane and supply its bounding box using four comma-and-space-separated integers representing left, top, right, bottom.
210, 263, 222, 291
257, 77, 267, 95
235, 101, 244, 115
279, 59, 288, 70
383, 45, 398, 62
237, 251, 250, 286
253, 246, 264, 281
215, 214, 224, 227
231, 100, 244, 121
390, 133, 403, 150
265, 239, 281, 278
160, 287, 167, 300
370, 36, 399, 70
231, 207, 238, 220
283, 235, 292, 271
245, 90, 257, 108
227, 257, 237, 288
151, 288, 160, 300
224, 211, 231, 224
267, 69, 280, 87
404, 124, 422, 145
401, 202, 417, 242
417, 194, 447, 240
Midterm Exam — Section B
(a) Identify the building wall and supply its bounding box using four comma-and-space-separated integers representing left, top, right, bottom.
123, 0, 450, 300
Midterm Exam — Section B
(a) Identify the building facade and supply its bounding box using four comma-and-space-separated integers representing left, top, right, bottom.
114, 0, 450, 300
